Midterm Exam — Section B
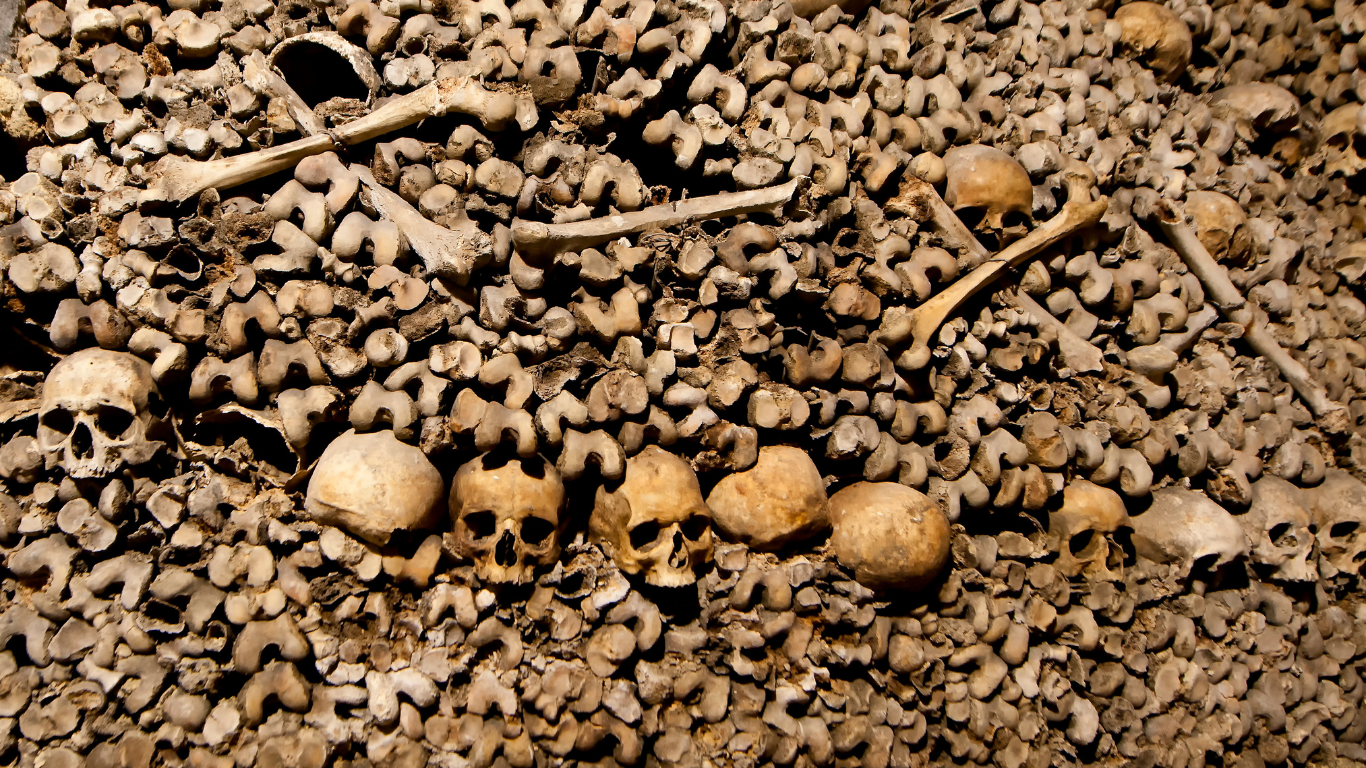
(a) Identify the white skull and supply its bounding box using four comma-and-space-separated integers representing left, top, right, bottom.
590, 446, 713, 587
943, 145, 1034, 249
305, 429, 446, 545
38, 349, 168, 480
1047, 480, 1130, 579
1306, 469, 1366, 578
450, 453, 566, 585
1318, 103, 1366, 180
1240, 476, 1315, 582
1130, 488, 1249, 582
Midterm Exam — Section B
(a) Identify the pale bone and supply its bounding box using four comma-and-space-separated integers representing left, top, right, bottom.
38, 348, 168, 479
1002, 288, 1103, 373
511, 178, 802, 257
1241, 476, 1315, 583
1156, 200, 1348, 433
242, 50, 323, 136
827, 482, 950, 592
706, 445, 829, 550
449, 453, 565, 585
148, 76, 517, 203
884, 176, 991, 267
304, 429, 446, 545
353, 164, 492, 284
1047, 480, 1128, 579
878, 168, 1106, 370
1130, 488, 1249, 582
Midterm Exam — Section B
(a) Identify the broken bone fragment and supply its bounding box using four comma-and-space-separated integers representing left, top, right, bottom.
827, 482, 950, 592
304, 429, 445, 545
706, 445, 830, 551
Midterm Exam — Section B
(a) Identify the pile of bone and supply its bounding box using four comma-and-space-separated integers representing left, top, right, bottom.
3, 0, 1366, 761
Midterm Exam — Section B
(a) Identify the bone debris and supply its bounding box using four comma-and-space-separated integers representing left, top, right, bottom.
5, 0, 1366, 761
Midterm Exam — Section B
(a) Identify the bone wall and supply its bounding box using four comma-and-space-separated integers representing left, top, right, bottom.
2, 0, 1366, 763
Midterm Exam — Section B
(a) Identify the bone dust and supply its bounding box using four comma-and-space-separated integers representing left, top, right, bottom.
0, 0, 1364, 765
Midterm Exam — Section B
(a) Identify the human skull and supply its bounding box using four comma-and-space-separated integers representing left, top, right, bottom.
38, 349, 169, 480
1047, 480, 1130, 579
450, 453, 566, 585
943, 145, 1034, 249
1185, 190, 1251, 267
1306, 469, 1366, 578
827, 482, 950, 592
590, 446, 713, 587
706, 446, 830, 551
305, 429, 446, 545
1240, 476, 1315, 582
1317, 103, 1366, 179
1130, 488, 1249, 582
1114, 2, 1193, 84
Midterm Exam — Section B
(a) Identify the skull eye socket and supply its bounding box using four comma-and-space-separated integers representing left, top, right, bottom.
1269, 523, 1295, 546
1331, 521, 1359, 540
682, 514, 709, 541
462, 511, 497, 540
520, 516, 555, 546
41, 409, 74, 436
955, 206, 988, 231
1069, 529, 1100, 557
1000, 211, 1031, 230
630, 521, 662, 550
96, 406, 135, 439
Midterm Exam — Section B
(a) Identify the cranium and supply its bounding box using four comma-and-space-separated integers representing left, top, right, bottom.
1240, 476, 1315, 582
304, 429, 445, 545
827, 482, 950, 592
1130, 488, 1249, 582
1317, 103, 1366, 180
38, 349, 170, 480
449, 453, 566, 585
943, 145, 1034, 249
706, 446, 830, 551
1046, 480, 1130, 579
1114, 2, 1193, 83
1185, 190, 1251, 267
589, 446, 713, 587
1306, 469, 1366, 578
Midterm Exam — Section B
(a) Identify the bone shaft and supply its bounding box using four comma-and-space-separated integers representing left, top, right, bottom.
194, 135, 334, 194
511, 179, 803, 257
334, 80, 446, 145
1007, 289, 1104, 373
1155, 202, 1246, 311
916, 181, 991, 268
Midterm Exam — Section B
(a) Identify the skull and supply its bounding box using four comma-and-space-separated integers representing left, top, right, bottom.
1306, 469, 1366, 578
305, 429, 446, 545
827, 482, 950, 592
943, 145, 1034, 249
706, 446, 830, 551
1240, 476, 1315, 582
1114, 2, 1193, 83
1046, 480, 1130, 579
1317, 103, 1366, 179
1185, 190, 1251, 267
589, 446, 713, 587
1130, 488, 1250, 582
38, 349, 169, 480
450, 453, 566, 585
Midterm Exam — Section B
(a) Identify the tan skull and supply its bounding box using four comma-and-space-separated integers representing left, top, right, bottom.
450, 453, 566, 585
590, 446, 713, 587
1114, 2, 1193, 84
943, 146, 1034, 248
827, 482, 950, 592
305, 429, 446, 545
1241, 476, 1315, 582
1306, 469, 1366, 578
1185, 190, 1251, 267
1318, 103, 1366, 179
1130, 488, 1249, 582
38, 349, 169, 480
1047, 480, 1130, 579
706, 446, 830, 551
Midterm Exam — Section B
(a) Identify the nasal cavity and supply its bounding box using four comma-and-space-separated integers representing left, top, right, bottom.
71, 420, 94, 459
495, 530, 518, 567
668, 531, 686, 569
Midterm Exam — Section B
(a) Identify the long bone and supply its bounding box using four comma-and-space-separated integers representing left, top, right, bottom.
148, 76, 518, 204
351, 164, 492, 285
886, 177, 992, 268
1156, 200, 1349, 434
243, 51, 325, 137
510, 178, 804, 258
878, 168, 1108, 370
1003, 288, 1104, 374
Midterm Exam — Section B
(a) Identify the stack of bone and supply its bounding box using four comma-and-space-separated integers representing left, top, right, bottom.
4, 0, 1366, 762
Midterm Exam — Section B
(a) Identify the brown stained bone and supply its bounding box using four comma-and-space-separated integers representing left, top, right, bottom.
148, 76, 519, 203
1002, 288, 1103, 374
1156, 201, 1348, 433
883, 175, 991, 268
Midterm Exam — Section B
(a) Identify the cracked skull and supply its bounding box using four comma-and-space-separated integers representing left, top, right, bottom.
1307, 469, 1366, 578
450, 452, 566, 585
38, 349, 169, 480
1047, 480, 1130, 579
1241, 476, 1315, 582
590, 445, 713, 587
943, 145, 1034, 248
1130, 488, 1249, 582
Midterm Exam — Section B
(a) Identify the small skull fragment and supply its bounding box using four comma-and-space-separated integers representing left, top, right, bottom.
827, 482, 950, 592
1241, 476, 1315, 582
449, 453, 566, 585
304, 429, 446, 545
590, 446, 713, 587
1047, 480, 1130, 579
706, 445, 830, 551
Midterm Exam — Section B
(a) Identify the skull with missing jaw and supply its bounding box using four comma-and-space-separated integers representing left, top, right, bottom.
943, 145, 1034, 250
449, 452, 567, 585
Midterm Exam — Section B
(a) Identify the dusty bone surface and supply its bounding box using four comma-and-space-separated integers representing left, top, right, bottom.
6, 0, 1366, 763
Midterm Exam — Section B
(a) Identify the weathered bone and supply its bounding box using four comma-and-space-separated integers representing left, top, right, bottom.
1002, 288, 1103, 373
148, 76, 518, 203
352, 164, 493, 284
884, 176, 991, 267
